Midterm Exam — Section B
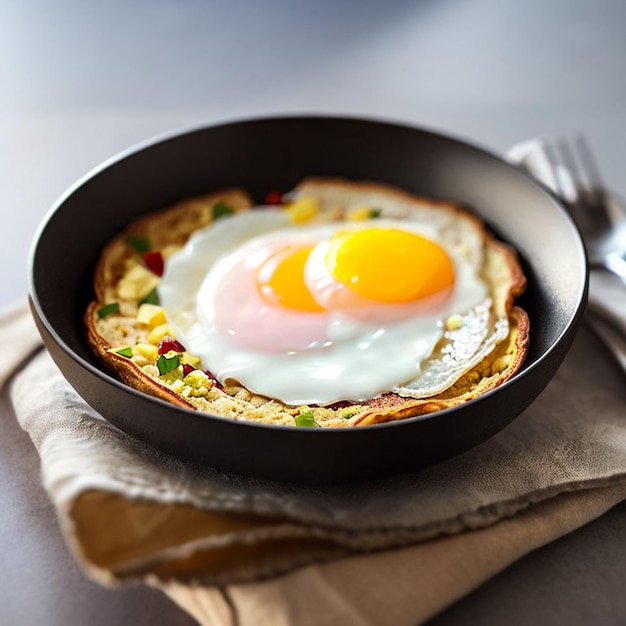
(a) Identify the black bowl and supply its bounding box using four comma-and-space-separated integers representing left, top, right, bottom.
29, 115, 588, 484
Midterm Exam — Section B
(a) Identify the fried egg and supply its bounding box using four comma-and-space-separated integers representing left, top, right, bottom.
158, 206, 509, 406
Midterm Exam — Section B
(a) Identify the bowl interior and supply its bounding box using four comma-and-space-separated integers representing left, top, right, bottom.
29, 116, 587, 483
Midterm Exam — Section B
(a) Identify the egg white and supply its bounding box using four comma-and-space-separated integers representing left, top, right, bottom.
159, 210, 500, 406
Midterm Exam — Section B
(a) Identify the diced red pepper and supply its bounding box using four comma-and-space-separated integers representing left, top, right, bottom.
144, 250, 164, 276
182, 363, 195, 376
203, 369, 223, 390
158, 336, 186, 355
265, 190, 283, 205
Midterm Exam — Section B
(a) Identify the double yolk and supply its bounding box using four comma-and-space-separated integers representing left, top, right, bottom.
256, 227, 456, 313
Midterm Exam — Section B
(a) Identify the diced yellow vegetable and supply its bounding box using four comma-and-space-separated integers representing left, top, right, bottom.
136, 303, 167, 328
169, 379, 185, 393
189, 385, 210, 398
116, 263, 160, 300
182, 369, 213, 398
445, 315, 464, 331
184, 369, 210, 387
132, 343, 159, 361
181, 351, 201, 367
347, 205, 376, 221
147, 323, 176, 345
287, 197, 320, 223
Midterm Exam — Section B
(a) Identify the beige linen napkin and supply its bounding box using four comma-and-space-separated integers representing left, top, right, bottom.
3, 290, 626, 625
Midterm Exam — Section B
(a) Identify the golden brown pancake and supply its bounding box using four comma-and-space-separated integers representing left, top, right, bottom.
85, 180, 529, 427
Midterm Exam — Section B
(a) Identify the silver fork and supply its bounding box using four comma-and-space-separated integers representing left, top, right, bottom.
508, 135, 626, 368
517, 135, 626, 282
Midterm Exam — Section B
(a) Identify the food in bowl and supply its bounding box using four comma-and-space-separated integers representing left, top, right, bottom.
85, 178, 529, 427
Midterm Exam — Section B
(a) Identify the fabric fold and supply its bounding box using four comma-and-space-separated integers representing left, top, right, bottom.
165, 481, 626, 626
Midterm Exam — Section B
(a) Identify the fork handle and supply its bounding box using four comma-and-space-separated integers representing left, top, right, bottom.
604, 251, 626, 283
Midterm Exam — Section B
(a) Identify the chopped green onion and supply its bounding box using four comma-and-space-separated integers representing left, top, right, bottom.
97, 302, 120, 318
139, 287, 160, 306
157, 353, 181, 376
115, 346, 133, 358
295, 410, 318, 428
342, 411, 355, 419
369, 209, 382, 218
212, 201, 234, 220
126, 234, 151, 254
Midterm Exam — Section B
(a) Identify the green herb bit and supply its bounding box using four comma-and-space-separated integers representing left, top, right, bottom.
295, 410, 319, 428
369, 208, 382, 218
157, 353, 181, 376
342, 411, 355, 420
212, 201, 234, 220
126, 234, 151, 254
139, 287, 160, 306
115, 346, 133, 358
97, 302, 120, 319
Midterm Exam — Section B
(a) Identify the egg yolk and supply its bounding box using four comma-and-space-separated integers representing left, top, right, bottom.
326, 228, 455, 303
257, 227, 455, 313
257, 246, 325, 312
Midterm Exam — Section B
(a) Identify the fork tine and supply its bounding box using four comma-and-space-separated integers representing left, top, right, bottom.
572, 134, 607, 207
511, 133, 626, 279
557, 137, 595, 215
541, 139, 578, 205
543, 135, 611, 233
556, 135, 605, 210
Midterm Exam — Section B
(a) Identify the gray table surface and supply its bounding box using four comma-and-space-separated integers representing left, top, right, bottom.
3, 0, 626, 623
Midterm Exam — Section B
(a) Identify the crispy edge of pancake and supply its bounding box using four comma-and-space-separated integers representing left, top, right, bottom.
85, 189, 254, 411
85, 311, 196, 410
85, 179, 529, 427
353, 305, 529, 425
